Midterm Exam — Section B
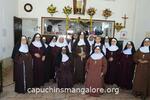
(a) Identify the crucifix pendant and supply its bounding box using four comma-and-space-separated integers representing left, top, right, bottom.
111, 52, 113, 55
142, 54, 145, 59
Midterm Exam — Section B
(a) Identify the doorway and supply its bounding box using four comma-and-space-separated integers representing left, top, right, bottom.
13, 16, 22, 45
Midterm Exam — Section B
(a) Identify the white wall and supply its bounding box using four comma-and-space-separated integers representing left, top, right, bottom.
133, 0, 150, 48
18, 0, 136, 41
0, 0, 18, 60
0, 0, 150, 60
22, 18, 38, 41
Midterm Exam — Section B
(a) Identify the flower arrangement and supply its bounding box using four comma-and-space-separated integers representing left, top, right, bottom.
47, 4, 57, 16
115, 22, 124, 32
87, 7, 96, 16
63, 6, 72, 16
102, 9, 112, 19
63, 6, 72, 31
87, 7, 96, 32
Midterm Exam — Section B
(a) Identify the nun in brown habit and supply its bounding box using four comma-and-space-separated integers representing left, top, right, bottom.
48, 36, 57, 80
52, 35, 68, 82
72, 32, 90, 84
104, 38, 121, 86
42, 36, 51, 83
133, 38, 150, 100
118, 41, 136, 90
55, 47, 73, 88
29, 33, 46, 87
85, 46, 107, 97
12, 36, 33, 93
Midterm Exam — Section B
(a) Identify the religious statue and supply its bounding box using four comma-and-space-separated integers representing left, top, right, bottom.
73, 0, 86, 15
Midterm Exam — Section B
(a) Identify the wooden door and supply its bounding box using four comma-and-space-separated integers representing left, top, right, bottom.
14, 16, 22, 45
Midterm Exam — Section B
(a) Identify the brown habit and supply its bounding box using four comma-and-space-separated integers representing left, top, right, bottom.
85, 57, 107, 96
14, 52, 33, 93
133, 50, 150, 97
73, 45, 89, 83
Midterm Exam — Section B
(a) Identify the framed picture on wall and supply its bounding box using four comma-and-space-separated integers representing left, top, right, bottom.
92, 20, 115, 37
73, 0, 86, 15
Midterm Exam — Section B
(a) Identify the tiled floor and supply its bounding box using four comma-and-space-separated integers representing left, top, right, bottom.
0, 64, 147, 100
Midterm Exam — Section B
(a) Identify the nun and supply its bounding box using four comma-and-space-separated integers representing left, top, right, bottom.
68, 33, 78, 53
48, 36, 57, 80
87, 34, 95, 54
104, 36, 110, 49
105, 38, 121, 85
55, 47, 73, 88
85, 46, 107, 97
72, 32, 90, 83
133, 38, 150, 100
42, 36, 48, 48
119, 41, 136, 89
55, 35, 68, 54
53, 35, 68, 82
12, 36, 33, 93
93, 36, 106, 55
42, 36, 51, 83
29, 33, 45, 87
